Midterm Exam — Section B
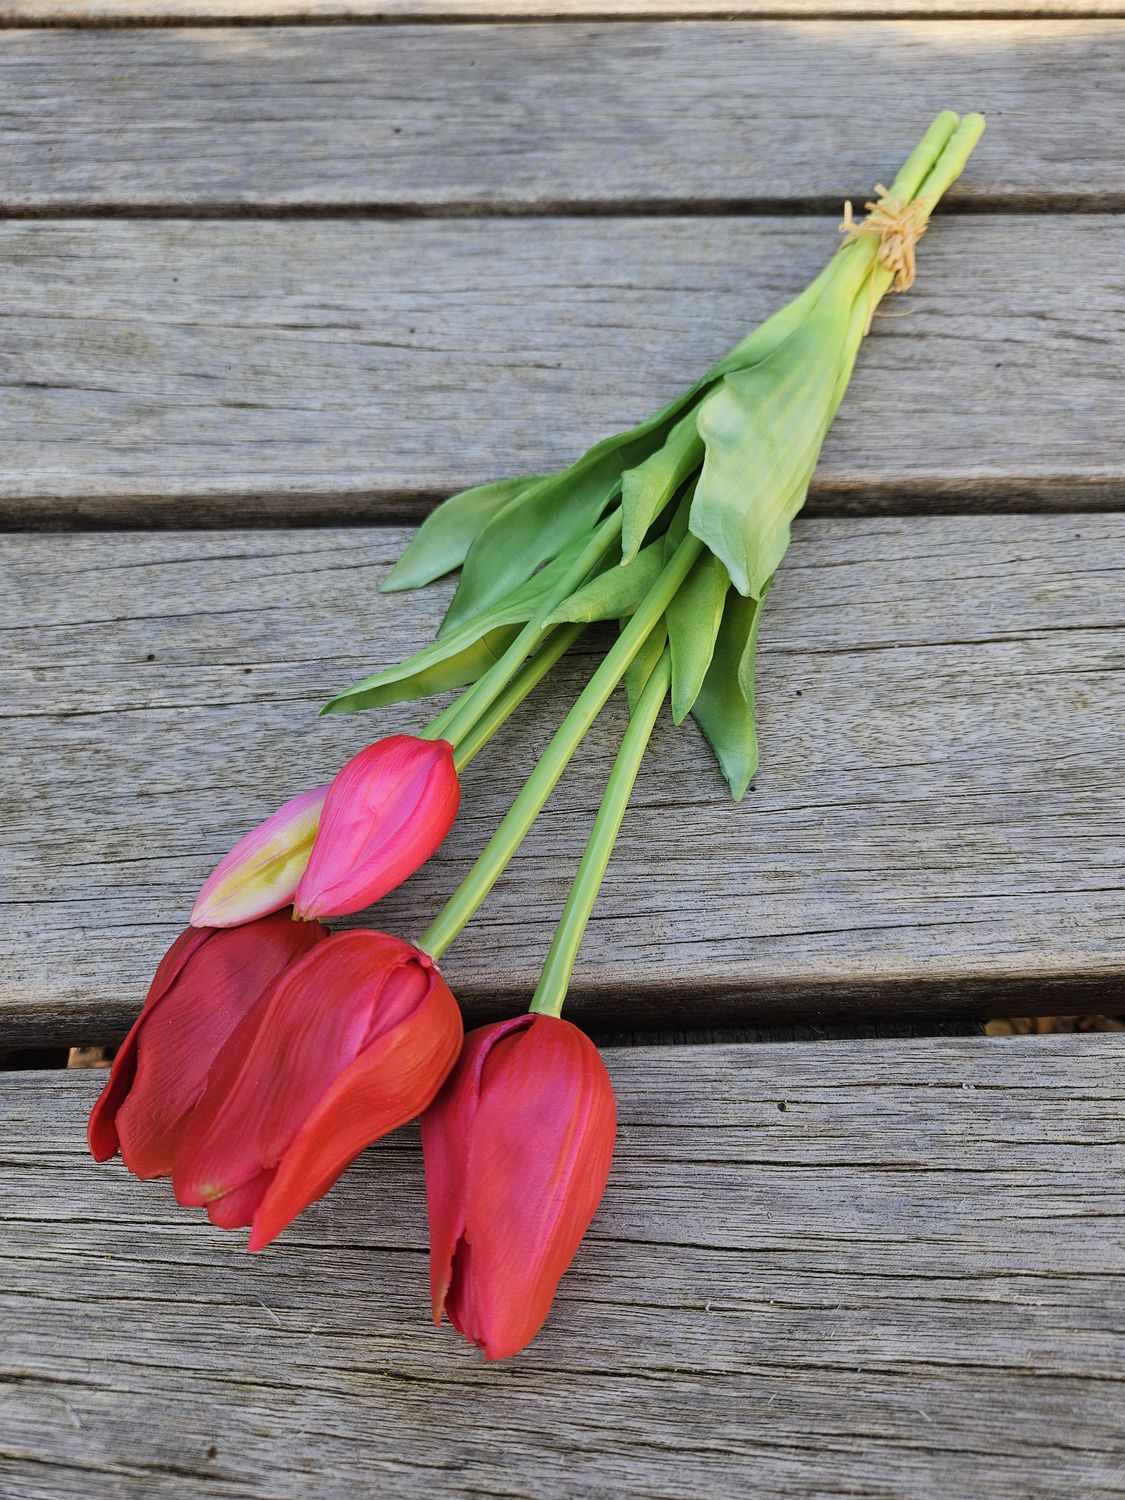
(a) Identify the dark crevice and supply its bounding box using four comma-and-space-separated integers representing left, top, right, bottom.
1, 195, 1124, 220
4, 10, 1125, 30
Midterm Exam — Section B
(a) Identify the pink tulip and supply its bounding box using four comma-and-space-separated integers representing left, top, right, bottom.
191, 785, 329, 928
172, 929, 463, 1251
89, 913, 328, 1178
293, 736, 459, 921
422, 1014, 617, 1361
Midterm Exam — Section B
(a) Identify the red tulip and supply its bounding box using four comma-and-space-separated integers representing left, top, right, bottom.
89, 913, 328, 1178
422, 1014, 616, 1361
172, 929, 463, 1251
292, 735, 459, 921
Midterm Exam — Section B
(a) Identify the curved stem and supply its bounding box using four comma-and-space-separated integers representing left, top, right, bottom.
433, 508, 623, 752
423, 694, 466, 743
417, 533, 703, 961
530, 646, 671, 1018
452, 622, 585, 772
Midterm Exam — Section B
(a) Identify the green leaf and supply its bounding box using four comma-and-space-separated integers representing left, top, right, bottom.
382, 473, 547, 593
625, 619, 668, 713
690, 252, 870, 599
437, 253, 845, 634
440, 420, 685, 637
666, 551, 730, 724
620, 411, 704, 564
690, 588, 766, 801
322, 626, 519, 715
737, 582, 767, 716
438, 296, 823, 638
322, 533, 592, 714
544, 540, 663, 626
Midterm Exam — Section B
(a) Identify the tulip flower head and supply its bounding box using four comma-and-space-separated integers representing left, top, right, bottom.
89, 913, 328, 1179
422, 1013, 616, 1361
191, 785, 329, 929
293, 736, 459, 921
172, 929, 463, 1250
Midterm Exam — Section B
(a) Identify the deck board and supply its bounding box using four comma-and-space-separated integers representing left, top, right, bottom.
5, 1, 1124, 23
2, 1039, 1122, 1498
1, 22, 1123, 212
2, 517, 1122, 1046
3, 216, 1125, 525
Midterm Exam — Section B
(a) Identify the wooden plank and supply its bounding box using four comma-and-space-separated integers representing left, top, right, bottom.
2, 517, 1121, 1047
5, 0, 1124, 22
0, 22, 1122, 212
2, 1039, 1123, 1497
3, 216, 1125, 526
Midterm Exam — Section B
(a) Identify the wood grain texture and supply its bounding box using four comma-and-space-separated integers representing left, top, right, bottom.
3, 216, 1125, 525
2, 1040, 1123, 1498
6, 0, 1124, 21
2, 517, 1121, 1046
0, 22, 1122, 212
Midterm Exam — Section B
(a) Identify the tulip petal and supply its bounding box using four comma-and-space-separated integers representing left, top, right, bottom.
421, 1016, 527, 1327
172, 930, 461, 1248
423, 1016, 616, 1361
248, 972, 462, 1251
293, 737, 459, 920
95, 915, 327, 1179
88, 925, 213, 1163
191, 785, 329, 928
206, 1169, 276, 1230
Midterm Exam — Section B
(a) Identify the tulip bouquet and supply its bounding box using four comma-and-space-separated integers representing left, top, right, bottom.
91, 112, 983, 1361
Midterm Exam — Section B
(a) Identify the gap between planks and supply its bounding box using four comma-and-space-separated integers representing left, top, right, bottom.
4, 1, 1125, 24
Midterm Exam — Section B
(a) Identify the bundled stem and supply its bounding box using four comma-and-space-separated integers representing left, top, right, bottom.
432, 510, 623, 753
417, 536, 702, 960
530, 647, 671, 1018
383, 111, 986, 988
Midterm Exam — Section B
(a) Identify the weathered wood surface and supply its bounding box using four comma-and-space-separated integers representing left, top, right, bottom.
2, 23, 1122, 213
6, 0, 1122, 21
2, 1039, 1122, 1498
3, 516, 1121, 1047
3, 216, 1124, 525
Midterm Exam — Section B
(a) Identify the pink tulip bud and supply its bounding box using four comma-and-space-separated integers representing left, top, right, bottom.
89, 913, 329, 1179
422, 1014, 617, 1361
293, 736, 460, 921
171, 929, 463, 1251
191, 785, 329, 929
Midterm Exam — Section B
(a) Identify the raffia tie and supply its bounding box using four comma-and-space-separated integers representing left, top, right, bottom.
838, 185, 933, 293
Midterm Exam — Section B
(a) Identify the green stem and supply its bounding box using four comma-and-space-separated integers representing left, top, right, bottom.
422, 694, 466, 742
417, 533, 703, 961
452, 622, 585, 772
858, 110, 986, 333
433, 508, 623, 751
887, 110, 959, 203
530, 647, 671, 1018
914, 113, 986, 209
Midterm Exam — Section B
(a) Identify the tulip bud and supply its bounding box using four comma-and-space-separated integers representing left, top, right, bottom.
172, 929, 463, 1251
293, 736, 459, 921
191, 785, 329, 929
422, 1014, 616, 1361
89, 913, 329, 1179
